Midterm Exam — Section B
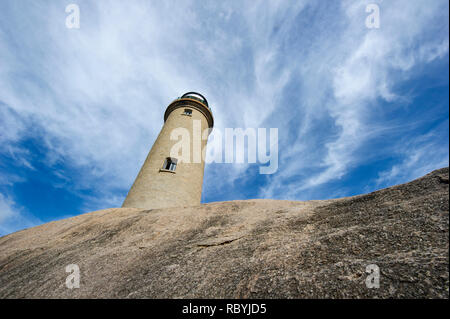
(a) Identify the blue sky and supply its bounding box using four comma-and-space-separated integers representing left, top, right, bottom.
0, 0, 448, 236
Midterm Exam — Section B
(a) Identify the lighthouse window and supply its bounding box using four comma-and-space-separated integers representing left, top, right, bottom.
183, 108, 192, 116
162, 157, 177, 172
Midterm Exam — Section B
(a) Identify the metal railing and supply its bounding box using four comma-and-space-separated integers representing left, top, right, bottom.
175, 95, 210, 109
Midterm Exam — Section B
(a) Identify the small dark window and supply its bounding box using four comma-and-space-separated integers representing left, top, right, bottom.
162, 157, 177, 172
183, 108, 192, 116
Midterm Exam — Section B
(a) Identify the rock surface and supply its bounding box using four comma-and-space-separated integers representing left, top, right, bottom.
0, 168, 448, 298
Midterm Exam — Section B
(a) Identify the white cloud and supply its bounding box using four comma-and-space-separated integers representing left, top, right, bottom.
375, 128, 449, 188
0, 193, 40, 236
259, 0, 449, 199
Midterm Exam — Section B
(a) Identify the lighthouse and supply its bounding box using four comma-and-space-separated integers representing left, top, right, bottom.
122, 92, 214, 210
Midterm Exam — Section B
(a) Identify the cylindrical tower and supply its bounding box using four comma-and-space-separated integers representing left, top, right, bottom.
122, 92, 214, 210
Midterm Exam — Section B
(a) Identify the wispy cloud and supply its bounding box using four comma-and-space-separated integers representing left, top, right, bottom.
375, 123, 449, 188
258, 0, 449, 199
0, 193, 40, 236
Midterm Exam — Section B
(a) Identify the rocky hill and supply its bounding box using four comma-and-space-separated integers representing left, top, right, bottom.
0, 167, 448, 298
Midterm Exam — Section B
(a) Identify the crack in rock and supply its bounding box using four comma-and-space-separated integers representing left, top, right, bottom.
196, 237, 243, 248
438, 175, 449, 184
